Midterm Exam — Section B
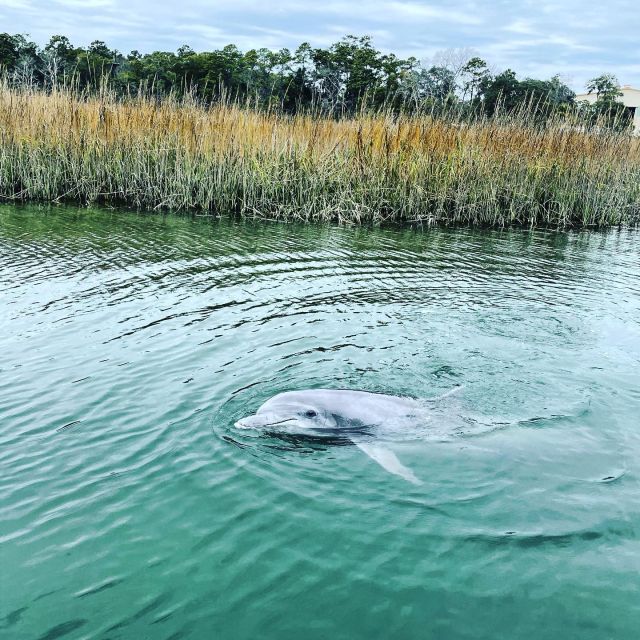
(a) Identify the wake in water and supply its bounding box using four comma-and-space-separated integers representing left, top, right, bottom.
222, 385, 593, 484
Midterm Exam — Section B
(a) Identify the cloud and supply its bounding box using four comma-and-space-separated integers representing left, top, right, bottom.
384, 1, 482, 25
53, 0, 114, 6
486, 36, 598, 56
504, 20, 536, 35
1, 0, 32, 8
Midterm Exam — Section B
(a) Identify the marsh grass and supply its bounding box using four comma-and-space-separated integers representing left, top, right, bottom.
1, 82, 639, 227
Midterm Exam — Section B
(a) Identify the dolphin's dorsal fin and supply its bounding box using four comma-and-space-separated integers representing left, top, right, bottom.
354, 442, 423, 485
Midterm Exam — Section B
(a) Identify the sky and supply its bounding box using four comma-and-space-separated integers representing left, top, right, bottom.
1, 0, 638, 91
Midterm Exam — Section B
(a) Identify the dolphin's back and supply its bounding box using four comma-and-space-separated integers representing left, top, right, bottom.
264, 389, 421, 428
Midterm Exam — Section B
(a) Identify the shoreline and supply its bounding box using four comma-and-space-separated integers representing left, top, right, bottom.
1, 87, 639, 229
3, 201, 638, 234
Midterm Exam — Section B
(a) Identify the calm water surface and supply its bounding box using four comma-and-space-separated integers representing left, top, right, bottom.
1, 205, 639, 640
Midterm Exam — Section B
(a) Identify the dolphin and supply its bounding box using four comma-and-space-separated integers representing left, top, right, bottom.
234, 389, 451, 484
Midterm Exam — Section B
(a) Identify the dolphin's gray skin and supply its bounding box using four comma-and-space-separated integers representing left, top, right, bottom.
234, 389, 439, 484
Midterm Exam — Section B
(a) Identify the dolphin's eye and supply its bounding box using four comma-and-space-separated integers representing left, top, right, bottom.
304, 410, 317, 418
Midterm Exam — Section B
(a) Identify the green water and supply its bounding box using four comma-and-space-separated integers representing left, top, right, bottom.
1, 205, 639, 640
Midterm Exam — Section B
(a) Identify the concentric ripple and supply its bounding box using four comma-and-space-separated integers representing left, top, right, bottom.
1, 204, 640, 640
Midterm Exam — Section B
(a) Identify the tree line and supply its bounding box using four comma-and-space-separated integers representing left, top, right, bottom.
0, 32, 632, 126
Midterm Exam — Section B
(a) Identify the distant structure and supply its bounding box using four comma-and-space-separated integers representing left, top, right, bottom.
575, 85, 640, 131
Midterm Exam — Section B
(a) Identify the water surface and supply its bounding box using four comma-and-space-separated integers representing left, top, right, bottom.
1, 205, 639, 639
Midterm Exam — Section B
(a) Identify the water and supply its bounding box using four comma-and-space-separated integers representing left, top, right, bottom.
1, 205, 639, 640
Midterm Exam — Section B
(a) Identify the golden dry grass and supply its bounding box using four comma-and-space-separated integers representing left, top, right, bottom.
1, 83, 639, 226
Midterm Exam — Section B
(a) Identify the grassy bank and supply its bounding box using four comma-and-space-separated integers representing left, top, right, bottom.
1, 84, 639, 227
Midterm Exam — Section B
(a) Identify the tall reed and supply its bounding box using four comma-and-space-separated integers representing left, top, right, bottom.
0, 82, 638, 227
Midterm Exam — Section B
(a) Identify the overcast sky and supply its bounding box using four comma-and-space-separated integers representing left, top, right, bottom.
2, 0, 638, 90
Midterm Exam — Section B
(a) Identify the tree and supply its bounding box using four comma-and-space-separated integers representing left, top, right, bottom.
282, 43, 314, 111
431, 47, 478, 87
75, 40, 122, 88
583, 74, 631, 130
42, 35, 77, 86
0, 33, 20, 70
476, 70, 574, 117
547, 75, 575, 105
308, 35, 414, 111
420, 65, 456, 102
478, 69, 520, 113
586, 74, 622, 102
0, 33, 40, 84
128, 50, 178, 94
460, 57, 490, 102
3, 31, 626, 125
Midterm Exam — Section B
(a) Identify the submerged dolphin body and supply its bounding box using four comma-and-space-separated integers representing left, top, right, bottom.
234, 389, 451, 484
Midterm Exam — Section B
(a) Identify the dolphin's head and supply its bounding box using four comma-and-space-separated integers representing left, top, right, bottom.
234, 392, 338, 436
